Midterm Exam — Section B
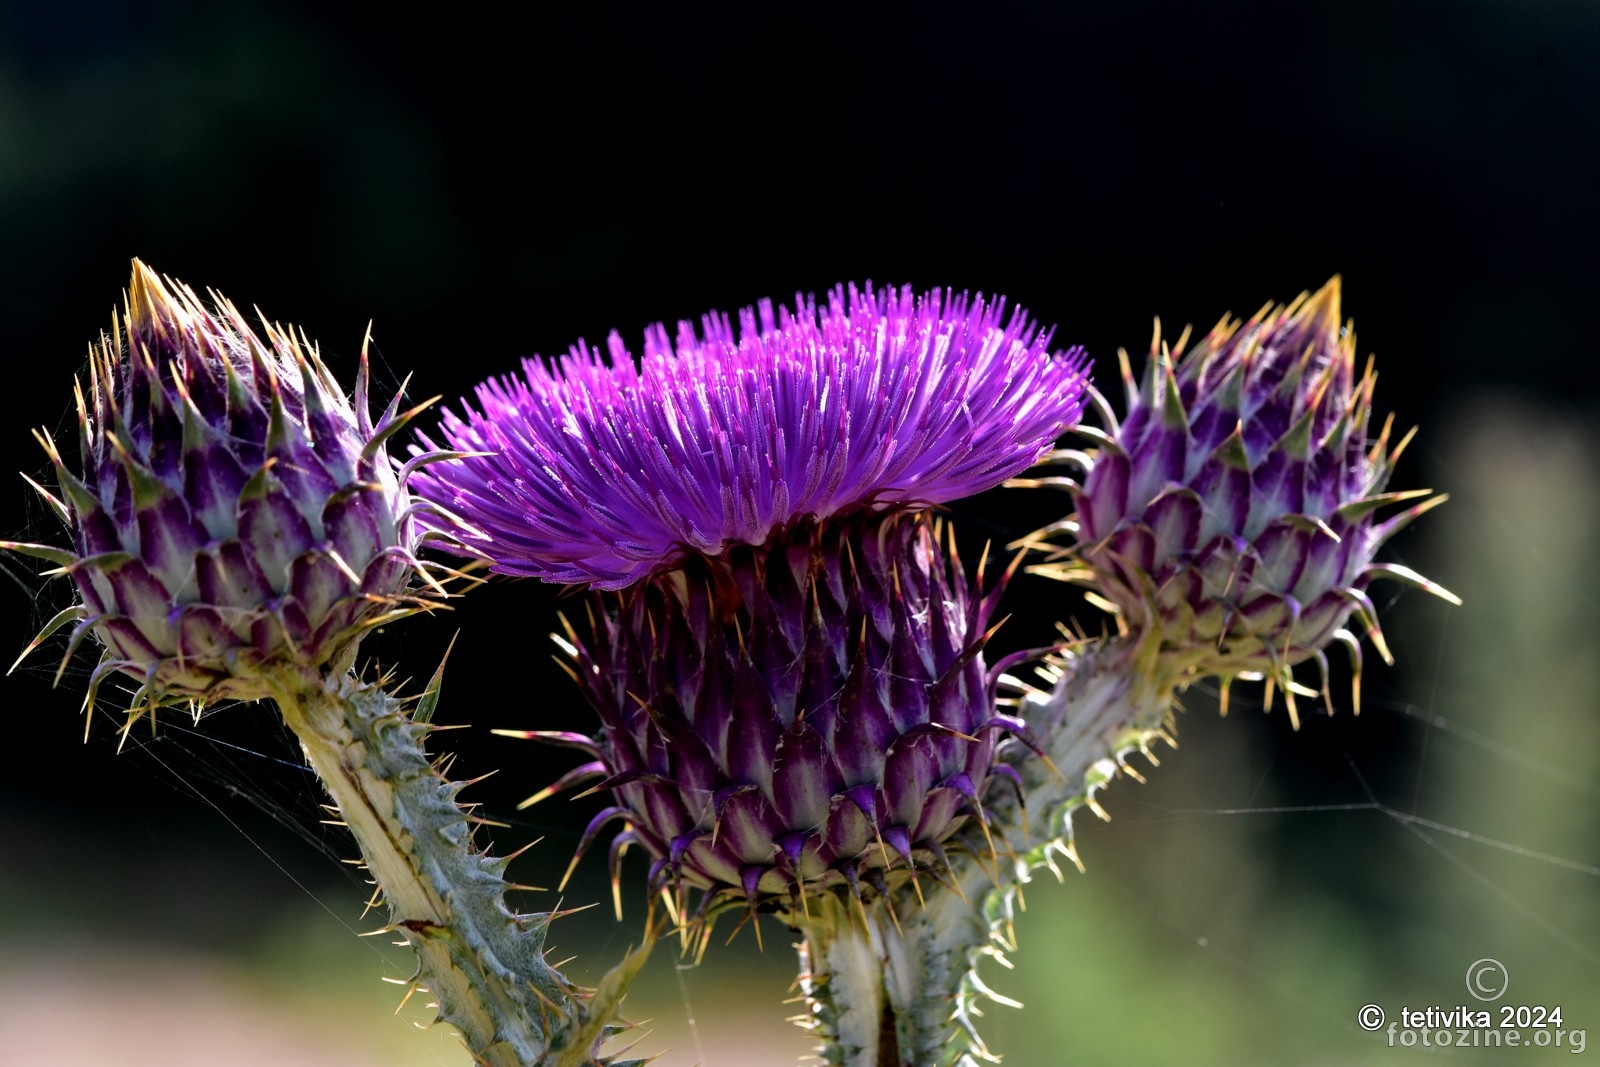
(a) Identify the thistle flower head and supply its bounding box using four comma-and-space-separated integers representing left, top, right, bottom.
1040, 278, 1457, 719
4, 262, 449, 723
413, 283, 1089, 588
420, 284, 1090, 910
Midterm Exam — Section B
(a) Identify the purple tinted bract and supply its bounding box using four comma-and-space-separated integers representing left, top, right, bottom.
412, 283, 1089, 588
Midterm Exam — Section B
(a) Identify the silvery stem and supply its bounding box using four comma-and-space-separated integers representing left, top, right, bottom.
268, 665, 651, 1067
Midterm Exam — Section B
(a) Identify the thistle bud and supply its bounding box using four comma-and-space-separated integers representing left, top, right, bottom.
5, 262, 440, 722
1045, 278, 1457, 718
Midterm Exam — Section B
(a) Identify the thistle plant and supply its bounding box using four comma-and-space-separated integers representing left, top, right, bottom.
3, 263, 648, 1067
413, 277, 1452, 1066
6, 267, 1452, 1067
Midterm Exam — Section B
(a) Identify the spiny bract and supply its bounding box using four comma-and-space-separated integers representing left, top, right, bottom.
542, 509, 1019, 914
4, 262, 448, 725
1034, 278, 1456, 722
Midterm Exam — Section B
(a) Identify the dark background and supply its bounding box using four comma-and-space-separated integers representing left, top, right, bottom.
1, 3, 1596, 1064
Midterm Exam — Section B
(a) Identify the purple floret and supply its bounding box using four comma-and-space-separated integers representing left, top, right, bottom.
412, 283, 1089, 588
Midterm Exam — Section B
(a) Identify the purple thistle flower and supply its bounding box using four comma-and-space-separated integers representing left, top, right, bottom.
415, 284, 1089, 909
412, 284, 1088, 588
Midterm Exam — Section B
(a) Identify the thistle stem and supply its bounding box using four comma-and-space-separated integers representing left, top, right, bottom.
796, 635, 1179, 1067
269, 666, 648, 1067
1002, 634, 1180, 855
797, 880, 992, 1066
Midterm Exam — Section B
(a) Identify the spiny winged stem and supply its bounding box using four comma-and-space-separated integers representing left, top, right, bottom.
268, 662, 651, 1067
794, 634, 1177, 1067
